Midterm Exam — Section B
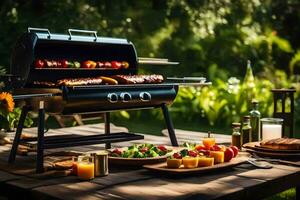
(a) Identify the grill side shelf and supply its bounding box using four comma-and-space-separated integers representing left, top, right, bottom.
20, 132, 144, 149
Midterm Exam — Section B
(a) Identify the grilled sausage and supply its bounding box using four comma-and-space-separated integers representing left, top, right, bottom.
111, 75, 144, 84
99, 76, 118, 85
112, 75, 164, 84
57, 77, 103, 86
142, 75, 164, 84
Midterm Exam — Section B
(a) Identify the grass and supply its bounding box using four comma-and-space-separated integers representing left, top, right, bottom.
265, 188, 296, 200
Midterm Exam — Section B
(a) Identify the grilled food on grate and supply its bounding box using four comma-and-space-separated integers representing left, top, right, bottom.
57, 77, 103, 86
33, 75, 164, 87
260, 138, 300, 150
112, 74, 164, 84
33, 81, 57, 87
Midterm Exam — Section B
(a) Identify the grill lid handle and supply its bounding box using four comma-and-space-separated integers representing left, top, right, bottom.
28, 27, 51, 39
68, 29, 98, 41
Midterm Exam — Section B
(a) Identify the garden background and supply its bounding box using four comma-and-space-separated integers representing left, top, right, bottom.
0, 0, 300, 137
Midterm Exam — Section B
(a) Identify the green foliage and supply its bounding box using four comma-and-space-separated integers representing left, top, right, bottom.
289, 50, 300, 74
0, 0, 299, 77
0, 107, 33, 131
170, 70, 292, 127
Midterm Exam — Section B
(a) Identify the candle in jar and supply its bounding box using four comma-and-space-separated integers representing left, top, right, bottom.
262, 124, 282, 140
77, 162, 94, 180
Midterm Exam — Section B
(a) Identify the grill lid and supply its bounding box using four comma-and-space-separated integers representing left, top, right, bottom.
10, 27, 138, 88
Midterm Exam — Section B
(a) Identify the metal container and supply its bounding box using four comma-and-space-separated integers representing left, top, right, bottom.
92, 151, 109, 176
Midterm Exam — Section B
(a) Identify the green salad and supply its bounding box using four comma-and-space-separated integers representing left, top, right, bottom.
110, 143, 172, 158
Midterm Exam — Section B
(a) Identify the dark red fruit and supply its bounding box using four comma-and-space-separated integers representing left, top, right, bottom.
224, 148, 234, 162
61, 59, 68, 68
210, 145, 222, 151
188, 150, 198, 157
34, 59, 45, 68
112, 149, 122, 155
158, 145, 167, 152
111, 61, 122, 69
140, 147, 149, 153
230, 146, 239, 157
173, 152, 182, 159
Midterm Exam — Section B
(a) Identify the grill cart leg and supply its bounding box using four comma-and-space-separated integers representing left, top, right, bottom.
8, 106, 29, 163
36, 101, 45, 173
104, 112, 111, 149
161, 104, 178, 146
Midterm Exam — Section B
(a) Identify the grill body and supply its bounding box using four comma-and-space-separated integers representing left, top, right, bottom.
10, 28, 178, 114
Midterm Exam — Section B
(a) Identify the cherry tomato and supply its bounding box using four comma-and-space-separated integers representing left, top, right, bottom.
34, 59, 45, 68
158, 145, 167, 152
112, 149, 122, 155
111, 61, 122, 69
173, 152, 182, 159
188, 150, 198, 157
140, 147, 149, 153
195, 144, 206, 151
60, 59, 68, 68
210, 145, 226, 152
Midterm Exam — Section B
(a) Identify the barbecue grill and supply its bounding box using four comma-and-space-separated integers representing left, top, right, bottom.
7, 28, 210, 172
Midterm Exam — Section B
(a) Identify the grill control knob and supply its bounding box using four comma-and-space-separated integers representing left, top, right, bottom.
120, 92, 132, 102
107, 93, 118, 103
140, 92, 151, 102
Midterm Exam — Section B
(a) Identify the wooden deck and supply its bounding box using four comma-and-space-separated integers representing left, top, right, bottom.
0, 124, 299, 200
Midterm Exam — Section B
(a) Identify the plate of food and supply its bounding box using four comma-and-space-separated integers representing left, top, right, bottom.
243, 138, 300, 158
144, 140, 246, 175
108, 143, 174, 166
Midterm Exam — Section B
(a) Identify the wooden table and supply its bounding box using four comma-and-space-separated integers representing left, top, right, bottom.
0, 124, 299, 200
0, 162, 299, 200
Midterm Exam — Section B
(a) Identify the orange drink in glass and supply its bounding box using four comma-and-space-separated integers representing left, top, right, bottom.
202, 137, 216, 149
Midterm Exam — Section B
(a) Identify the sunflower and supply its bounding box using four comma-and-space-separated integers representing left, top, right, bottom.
0, 92, 15, 113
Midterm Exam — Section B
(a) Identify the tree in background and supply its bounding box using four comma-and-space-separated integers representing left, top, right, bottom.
0, 0, 300, 79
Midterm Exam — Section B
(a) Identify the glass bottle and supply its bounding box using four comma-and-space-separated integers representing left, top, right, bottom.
250, 100, 261, 141
231, 122, 241, 149
241, 116, 252, 145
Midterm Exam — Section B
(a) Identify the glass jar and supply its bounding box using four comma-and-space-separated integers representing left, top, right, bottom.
77, 155, 94, 180
260, 118, 283, 140
241, 116, 252, 145
231, 122, 241, 149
